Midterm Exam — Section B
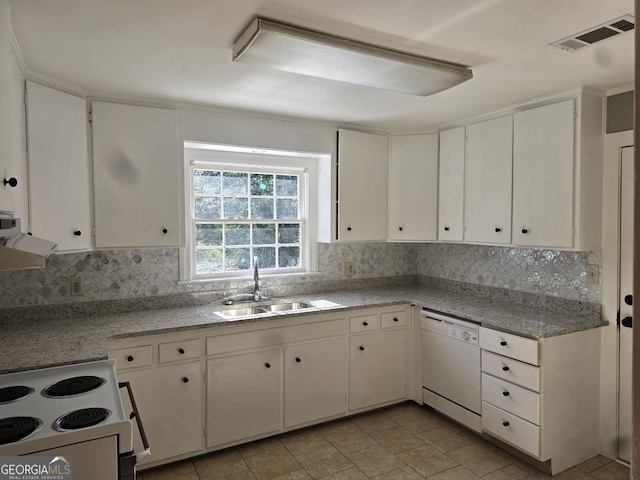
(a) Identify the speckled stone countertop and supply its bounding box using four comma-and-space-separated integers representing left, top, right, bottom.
0, 285, 606, 374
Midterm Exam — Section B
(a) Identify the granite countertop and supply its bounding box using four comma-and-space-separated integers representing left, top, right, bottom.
0, 285, 606, 374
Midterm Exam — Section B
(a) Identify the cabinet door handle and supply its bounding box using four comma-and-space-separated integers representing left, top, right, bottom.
398, 226, 403, 231
363, 321, 368, 326
502, 365, 510, 371
622, 316, 633, 328
178, 348, 185, 354
162, 228, 168, 234
265, 362, 271, 368
182, 377, 189, 383
73, 230, 82, 236
502, 390, 510, 397
495, 227, 502, 233
521, 228, 529, 234
127, 355, 134, 362
359, 346, 365, 351
444, 226, 450, 231
3, 177, 17, 188
500, 340, 507, 346
502, 421, 510, 427
393, 317, 399, 322
295, 357, 301, 363
625, 294, 633, 306
347, 226, 352, 231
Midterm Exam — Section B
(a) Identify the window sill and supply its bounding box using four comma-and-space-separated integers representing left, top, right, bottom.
177, 270, 322, 286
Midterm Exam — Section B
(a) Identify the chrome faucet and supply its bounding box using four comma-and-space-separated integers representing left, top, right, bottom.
253, 256, 262, 301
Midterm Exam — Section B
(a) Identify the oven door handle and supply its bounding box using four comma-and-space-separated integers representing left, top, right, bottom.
119, 381, 151, 463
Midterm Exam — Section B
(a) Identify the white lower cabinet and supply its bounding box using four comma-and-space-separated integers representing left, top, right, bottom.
284, 338, 347, 427
207, 349, 281, 448
479, 326, 601, 475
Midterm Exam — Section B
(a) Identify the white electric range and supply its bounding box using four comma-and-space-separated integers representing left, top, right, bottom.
0, 359, 148, 480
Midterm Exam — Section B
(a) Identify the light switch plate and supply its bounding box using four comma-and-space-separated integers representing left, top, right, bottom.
586, 264, 600, 284
343, 262, 355, 277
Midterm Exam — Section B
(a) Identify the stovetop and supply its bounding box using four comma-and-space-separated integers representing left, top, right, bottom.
0, 359, 132, 455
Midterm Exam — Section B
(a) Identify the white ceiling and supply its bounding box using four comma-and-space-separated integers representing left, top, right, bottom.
9, 0, 635, 133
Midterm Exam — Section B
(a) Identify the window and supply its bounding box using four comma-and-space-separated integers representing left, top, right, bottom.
182, 144, 321, 281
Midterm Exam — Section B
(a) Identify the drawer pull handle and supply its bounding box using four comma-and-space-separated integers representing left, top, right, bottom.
359, 346, 365, 351
295, 357, 301, 363
363, 321, 368, 326
127, 355, 134, 362
521, 228, 529, 234
393, 317, 399, 322
265, 362, 271, 369
398, 226, 403, 231
162, 228, 168, 234
502, 365, 510, 371
502, 390, 510, 397
74, 230, 82, 236
500, 340, 507, 346
444, 226, 450, 231
495, 227, 502, 233
347, 226, 352, 231
182, 377, 189, 383
178, 348, 185, 354
502, 421, 510, 427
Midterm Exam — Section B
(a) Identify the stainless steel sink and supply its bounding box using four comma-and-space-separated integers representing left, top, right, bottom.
214, 300, 313, 319
260, 302, 312, 312
218, 306, 268, 317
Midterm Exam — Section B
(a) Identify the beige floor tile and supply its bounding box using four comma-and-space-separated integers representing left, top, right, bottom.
142, 460, 197, 480
416, 423, 477, 453
351, 412, 399, 433
483, 464, 536, 480
212, 471, 257, 480
392, 409, 447, 433
294, 444, 353, 479
381, 403, 423, 418
370, 426, 425, 454
372, 465, 424, 480
281, 428, 331, 456
317, 466, 369, 480
239, 437, 284, 458
428, 465, 481, 480
347, 445, 407, 477
243, 445, 302, 480
396, 444, 458, 477
575, 456, 613, 474
316, 418, 357, 436
194, 450, 250, 480
323, 423, 379, 455
269, 470, 313, 480
533, 467, 593, 479
590, 461, 631, 480
446, 442, 510, 476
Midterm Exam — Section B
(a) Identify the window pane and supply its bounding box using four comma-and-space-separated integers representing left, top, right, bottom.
223, 172, 247, 195
223, 197, 248, 219
278, 246, 300, 268
196, 224, 222, 246
278, 223, 300, 244
225, 247, 251, 270
254, 247, 276, 269
195, 197, 221, 219
276, 199, 298, 219
250, 174, 274, 196
251, 198, 274, 219
253, 223, 276, 245
276, 175, 298, 196
196, 248, 223, 274
225, 223, 250, 246
194, 170, 221, 195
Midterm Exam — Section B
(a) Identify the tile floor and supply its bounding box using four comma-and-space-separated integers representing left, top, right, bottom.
138, 402, 630, 480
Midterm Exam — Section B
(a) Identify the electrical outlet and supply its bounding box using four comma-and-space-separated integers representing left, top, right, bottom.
70, 277, 84, 296
343, 262, 355, 277
586, 264, 600, 284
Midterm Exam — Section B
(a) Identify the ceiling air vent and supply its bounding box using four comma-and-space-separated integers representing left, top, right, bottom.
550, 14, 634, 52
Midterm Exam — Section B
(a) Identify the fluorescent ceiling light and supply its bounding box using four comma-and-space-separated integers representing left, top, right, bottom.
232, 17, 473, 96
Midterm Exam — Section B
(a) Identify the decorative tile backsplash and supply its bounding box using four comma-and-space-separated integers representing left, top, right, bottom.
0, 242, 601, 309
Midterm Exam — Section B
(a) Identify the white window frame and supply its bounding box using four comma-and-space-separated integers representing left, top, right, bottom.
180, 142, 320, 282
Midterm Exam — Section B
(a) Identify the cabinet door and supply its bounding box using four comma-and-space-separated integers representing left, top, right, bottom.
337, 129, 388, 241
207, 349, 281, 448
349, 329, 406, 411
464, 116, 513, 244
118, 361, 202, 466
26, 81, 91, 251
388, 134, 438, 241
91, 101, 181, 248
512, 100, 574, 248
284, 338, 347, 427
438, 127, 465, 241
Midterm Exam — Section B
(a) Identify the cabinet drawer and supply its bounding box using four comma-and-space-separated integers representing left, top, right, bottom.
480, 327, 539, 365
110, 345, 153, 370
381, 311, 407, 328
159, 339, 201, 363
350, 314, 380, 333
482, 401, 540, 458
482, 373, 540, 424
481, 350, 540, 391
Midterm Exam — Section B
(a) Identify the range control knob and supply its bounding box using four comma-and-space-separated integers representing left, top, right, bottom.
461, 330, 471, 342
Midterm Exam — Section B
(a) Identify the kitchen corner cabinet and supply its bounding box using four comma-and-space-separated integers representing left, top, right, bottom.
337, 129, 388, 241
91, 101, 182, 248
388, 134, 438, 241
25, 81, 92, 251
512, 95, 603, 249
480, 327, 601, 475
464, 116, 513, 244
438, 127, 465, 241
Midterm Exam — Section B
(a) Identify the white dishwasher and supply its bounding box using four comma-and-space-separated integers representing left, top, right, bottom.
420, 308, 482, 432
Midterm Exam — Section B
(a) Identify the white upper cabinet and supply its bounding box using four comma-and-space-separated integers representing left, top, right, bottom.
512, 95, 603, 250
91, 101, 182, 248
388, 134, 438, 242
438, 127, 465, 241
26, 81, 92, 251
464, 115, 513, 244
337, 129, 388, 241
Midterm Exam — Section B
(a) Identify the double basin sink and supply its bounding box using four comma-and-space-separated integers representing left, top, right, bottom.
215, 300, 313, 319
